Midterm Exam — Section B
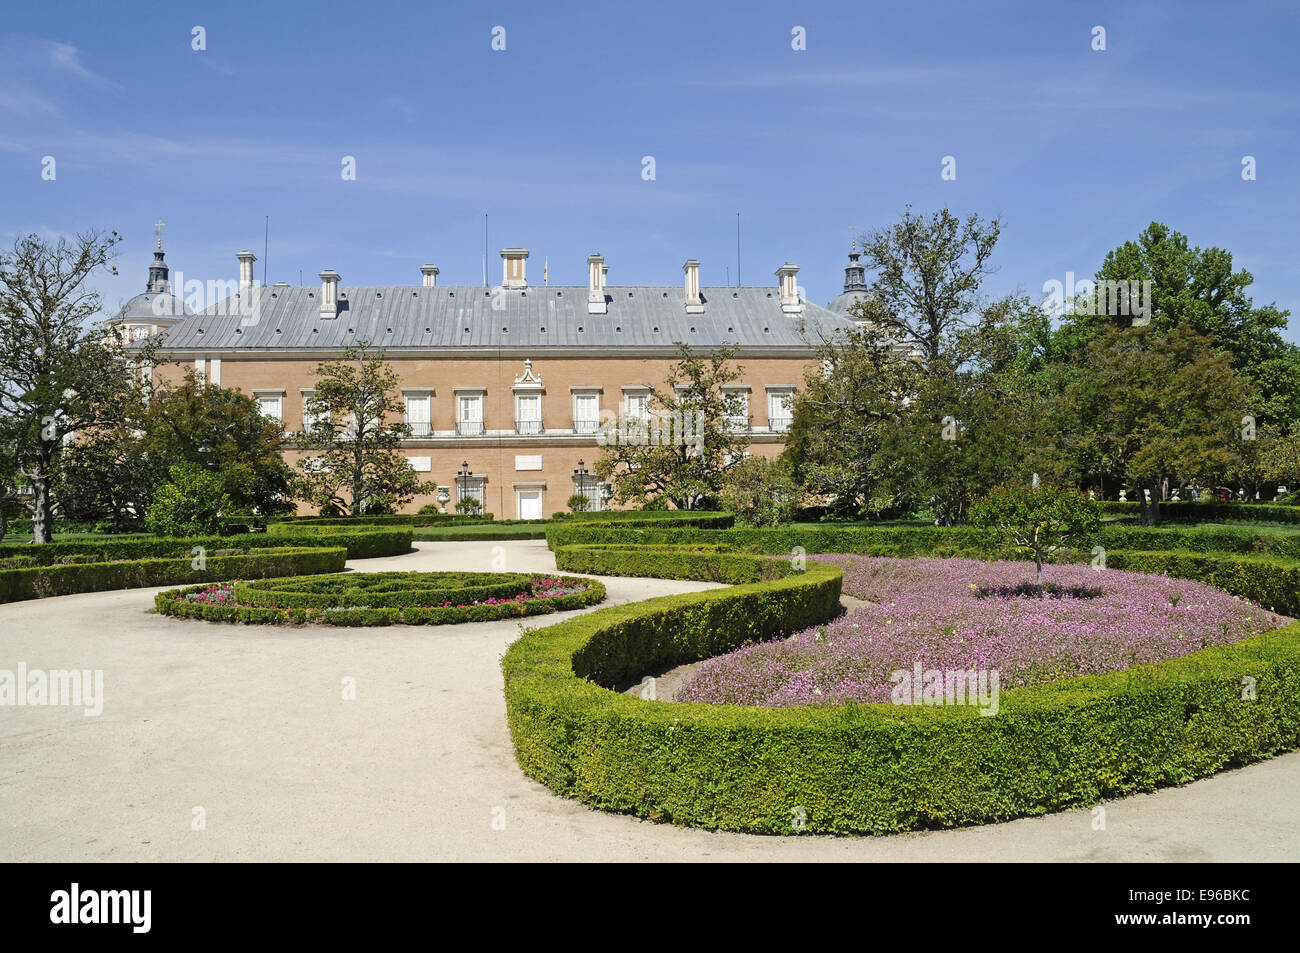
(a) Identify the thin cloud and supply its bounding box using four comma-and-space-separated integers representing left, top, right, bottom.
47, 41, 121, 91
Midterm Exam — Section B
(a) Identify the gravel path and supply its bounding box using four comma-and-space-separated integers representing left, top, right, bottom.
2, 539, 1297, 861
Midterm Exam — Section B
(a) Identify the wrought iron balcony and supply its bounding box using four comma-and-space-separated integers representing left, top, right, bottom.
456, 421, 485, 436
515, 419, 544, 435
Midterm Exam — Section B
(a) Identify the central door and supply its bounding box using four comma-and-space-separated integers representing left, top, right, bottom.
517, 489, 543, 520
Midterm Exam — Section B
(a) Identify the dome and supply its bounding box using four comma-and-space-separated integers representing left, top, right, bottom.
121, 290, 192, 325
826, 290, 871, 318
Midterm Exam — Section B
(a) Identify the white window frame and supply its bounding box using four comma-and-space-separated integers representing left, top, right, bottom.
767, 388, 794, 432
254, 391, 284, 425
572, 390, 601, 433
456, 390, 485, 435
515, 392, 542, 434
404, 392, 432, 437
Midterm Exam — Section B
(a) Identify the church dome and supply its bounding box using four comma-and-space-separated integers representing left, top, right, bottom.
118, 239, 191, 334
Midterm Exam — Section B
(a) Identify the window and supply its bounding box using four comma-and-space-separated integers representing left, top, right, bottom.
724, 390, 749, 431
457, 393, 484, 435
573, 392, 600, 433
256, 394, 283, 424
625, 392, 649, 422
572, 473, 605, 512
194, 358, 206, 385
405, 393, 431, 437
515, 393, 542, 434
768, 390, 793, 432
456, 476, 485, 505
301, 391, 320, 433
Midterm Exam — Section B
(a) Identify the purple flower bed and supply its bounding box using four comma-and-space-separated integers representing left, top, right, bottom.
676, 556, 1289, 707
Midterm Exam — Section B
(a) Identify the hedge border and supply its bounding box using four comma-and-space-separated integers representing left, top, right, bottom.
1100, 500, 1300, 524
0, 527, 411, 565
156, 572, 606, 626
503, 545, 1300, 835
0, 546, 346, 604
232, 571, 536, 609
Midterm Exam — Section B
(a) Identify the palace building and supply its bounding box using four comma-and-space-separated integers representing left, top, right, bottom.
128, 241, 867, 518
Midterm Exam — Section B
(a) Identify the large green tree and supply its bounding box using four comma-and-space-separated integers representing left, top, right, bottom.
1055, 222, 1298, 433
853, 206, 1002, 364
139, 371, 293, 516
1049, 325, 1253, 524
0, 231, 156, 542
294, 343, 433, 515
595, 343, 749, 510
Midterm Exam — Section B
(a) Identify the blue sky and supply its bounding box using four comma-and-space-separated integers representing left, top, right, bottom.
2, 0, 1297, 335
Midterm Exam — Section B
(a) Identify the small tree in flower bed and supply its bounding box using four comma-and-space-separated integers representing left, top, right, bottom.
970, 482, 1100, 587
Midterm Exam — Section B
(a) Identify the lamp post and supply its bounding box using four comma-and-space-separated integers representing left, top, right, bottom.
572, 458, 592, 511
456, 460, 473, 509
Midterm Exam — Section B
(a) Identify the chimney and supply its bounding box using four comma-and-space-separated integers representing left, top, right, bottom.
318, 269, 340, 318
683, 259, 704, 313
500, 248, 529, 288
236, 250, 257, 290
587, 254, 607, 314
776, 263, 802, 313
420, 264, 439, 287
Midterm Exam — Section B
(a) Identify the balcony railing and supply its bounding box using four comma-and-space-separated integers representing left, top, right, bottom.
768, 417, 792, 432
726, 416, 751, 432
573, 419, 602, 434
456, 421, 485, 436
407, 421, 432, 437
515, 420, 543, 435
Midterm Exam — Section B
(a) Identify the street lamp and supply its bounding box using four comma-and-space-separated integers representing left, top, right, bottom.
456, 460, 473, 510
572, 458, 592, 510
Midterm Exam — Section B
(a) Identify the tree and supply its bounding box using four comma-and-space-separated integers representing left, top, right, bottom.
56, 424, 155, 532
293, 343, 434, 515
718, 456, 798, 526
783, 324, 917, 518
970, 483, 1101, 587
853, 206, 1002, 364
139, 371, 292, 516
0, 231, 157, 542
595, 343, 749, 510
566, 493, 591, 513
144, 462, 233, 537
1055, 222, 1298, 434
1050, 325, 1253, 524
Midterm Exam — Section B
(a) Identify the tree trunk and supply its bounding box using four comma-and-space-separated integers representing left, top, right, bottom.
29, 475, 55, 543
1140, 481, 1161, 526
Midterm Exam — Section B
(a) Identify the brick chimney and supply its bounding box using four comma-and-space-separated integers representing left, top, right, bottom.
420, 264, 439, 287
587, 254, 607, 314
236, 250, 257, 290
776, 263, 802, 313
683, 259, 703, 313
501, 248, 528, 289
319, 270, 340, 318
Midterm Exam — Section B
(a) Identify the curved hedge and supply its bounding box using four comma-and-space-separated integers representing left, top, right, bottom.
0, 526, 411, 563
0, 546, 345, 604
503, 545, 1300, 834
157, 571, 605, 626
232, 571, 537, 609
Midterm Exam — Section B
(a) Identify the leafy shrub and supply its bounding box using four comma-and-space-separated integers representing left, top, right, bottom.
0, 547, 345, 604
567, 494, 591, 513
718, 457, 798, 527
454, 497, 483, 516
145, 463, 233, 537
970, 483, 1101, 584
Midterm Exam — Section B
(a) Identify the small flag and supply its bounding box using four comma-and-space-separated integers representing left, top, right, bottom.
543, 257, 548, 285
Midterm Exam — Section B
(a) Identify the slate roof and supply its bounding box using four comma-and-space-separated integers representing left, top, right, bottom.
149, 285, 858, 353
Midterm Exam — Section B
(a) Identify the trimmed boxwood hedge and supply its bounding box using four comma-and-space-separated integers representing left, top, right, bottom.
413, 524, 549, 542
156, 571, 605, 626
503, 544, 1300, 834
0, 526, 411, 564
547, 520, 1300, 561
232, 570, 537, 609
1100, 500, 1300, 524
271, 514, 503, 527
0, 546, 345, 604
